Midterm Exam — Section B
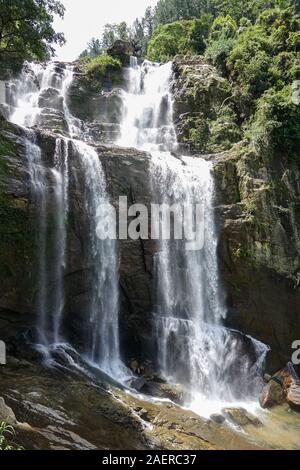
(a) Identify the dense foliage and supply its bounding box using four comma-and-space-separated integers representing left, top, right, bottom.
148, 16, 212, 61
0, 0, 65, 78
77, 54, 122, 92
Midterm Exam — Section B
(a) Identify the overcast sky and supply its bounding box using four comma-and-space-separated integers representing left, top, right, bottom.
53, 0, 158, 61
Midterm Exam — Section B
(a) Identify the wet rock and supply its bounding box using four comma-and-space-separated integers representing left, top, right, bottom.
140, 380, 184, 405
210, 414, 226, 424
67, 83, 124, 124
84, 122, 121, 144
0, 397, 17, 425
130, 359, 143, 375
287, 383, 300, 410
222, 407, 262, 427
129, 377, 147, 391
38, 88, 63, 111
36, 107, 67, 131
260, 377, 285, 409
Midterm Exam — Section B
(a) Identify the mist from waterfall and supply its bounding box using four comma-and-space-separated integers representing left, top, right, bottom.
118, 58, 268, 414
6, 62, 125, 380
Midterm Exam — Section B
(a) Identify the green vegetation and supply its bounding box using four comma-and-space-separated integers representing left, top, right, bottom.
182, 104, 241, 153
0, 0, 65, 79
77, 54, 122, 92
148, 15, 212, 61
0, 422, 22, 451
250, 85, 300, 157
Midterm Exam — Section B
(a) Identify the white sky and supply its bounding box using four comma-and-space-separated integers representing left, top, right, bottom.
53, 0, 158, 61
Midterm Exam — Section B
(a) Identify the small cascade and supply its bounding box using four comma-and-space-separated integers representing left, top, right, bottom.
118, 58, 268, 413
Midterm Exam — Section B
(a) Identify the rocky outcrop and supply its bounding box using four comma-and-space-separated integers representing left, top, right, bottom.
172, 55, 240, 154
0, 116, 36, 326
0, 356, 264, 450
214, 145, 300, 372
107, 40, 134, 66
63, 141, 154, 361
0, 396, 17, 426
67, 78, 124, 125
260, 364, 300, 409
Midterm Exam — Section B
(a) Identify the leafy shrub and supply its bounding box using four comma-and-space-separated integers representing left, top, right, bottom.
77, 54, 122, 92
206, 16, 237, 73
250, 86, 300, 157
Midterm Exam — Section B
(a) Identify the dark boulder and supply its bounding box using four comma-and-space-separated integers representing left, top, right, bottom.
107, 40, 134, 66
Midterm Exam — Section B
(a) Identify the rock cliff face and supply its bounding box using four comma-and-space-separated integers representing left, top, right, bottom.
215, 146, 300, 372
171, 55, 300, 372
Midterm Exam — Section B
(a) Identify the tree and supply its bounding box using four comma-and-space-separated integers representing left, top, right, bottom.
208, 0, 295, 22
87, 38, 102, 57
205, 15, 237, 73
0, 0, 65, 78
143, 6, 155, 37
226, 5, 300, 115
147, 18, 210, 62
131, 7, 155, 57
153, 0, 208, 26
251, 85, 300, 156
101, 22, 131, 50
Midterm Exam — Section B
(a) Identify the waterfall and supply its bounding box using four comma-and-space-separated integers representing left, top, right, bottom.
6, 62, 125, 379
50, 138, 69, 345
118, 59, 268, 413
7, 63, 71, 350
72, 140, 124, 379
23, 131, 48, 347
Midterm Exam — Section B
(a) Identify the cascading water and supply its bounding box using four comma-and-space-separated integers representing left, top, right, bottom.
6, 62, 125, 379
118, 59, 268, 414
50, 138, 69, 345
7, 63, 71, 349
72, 140, 125, 378
23, 131, 48, 347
